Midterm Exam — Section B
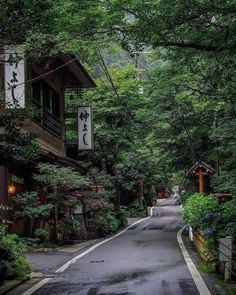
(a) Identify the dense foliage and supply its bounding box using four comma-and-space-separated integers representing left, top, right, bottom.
60, 0, 236, 196
0, 106, 39, 161
184, 194, 236, 239
0, 0, 236, 283
67, 64, 158, 207
1, 0, 235, 195
0, 234, 31, 284
12, 192, 53, 237
142, 47, 236, 193
34, 163, 89, 240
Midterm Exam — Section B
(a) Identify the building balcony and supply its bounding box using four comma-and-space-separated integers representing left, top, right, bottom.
31, 98, 65, 140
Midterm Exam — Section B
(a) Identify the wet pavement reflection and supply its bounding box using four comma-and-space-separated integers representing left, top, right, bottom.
34, 200, 200, 295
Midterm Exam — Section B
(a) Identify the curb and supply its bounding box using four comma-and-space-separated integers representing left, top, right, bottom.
0, 277, 30, 295
177, 226, 211, 294
182, 229, 236, 295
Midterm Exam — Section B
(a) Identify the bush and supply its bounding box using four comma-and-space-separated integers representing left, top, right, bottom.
20, 237, 39, 250
0, 234, 31, 284
101, 213, 119, 234
180, 189, 196, 205
183, 193, 219, 232
116, 206, 129, 227
127, 200, 147, 218
217, 201, 236, 238
60, 218, 80, 240
0, 205, 12, 237
184, 194, 236, 240
34, 228, 49, 242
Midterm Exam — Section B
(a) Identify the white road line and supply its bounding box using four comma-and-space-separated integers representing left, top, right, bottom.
21, 207, 154, 295
177, 226, 211, 295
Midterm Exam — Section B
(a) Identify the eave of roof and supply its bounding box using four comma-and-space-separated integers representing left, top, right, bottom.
59, 54, 96, 88
186, 161, 215, 177
39, 150, 87, 174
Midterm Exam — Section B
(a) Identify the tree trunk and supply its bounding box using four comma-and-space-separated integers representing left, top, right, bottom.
54, 203, 59, 241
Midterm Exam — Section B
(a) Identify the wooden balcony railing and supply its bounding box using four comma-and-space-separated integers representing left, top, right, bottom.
31, 99, 65, 140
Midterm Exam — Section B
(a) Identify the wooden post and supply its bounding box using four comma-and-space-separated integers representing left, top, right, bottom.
199, 168, 204, 193
0, 166, 8, 206
218, 236, 233, 281
195, 168, 208, 193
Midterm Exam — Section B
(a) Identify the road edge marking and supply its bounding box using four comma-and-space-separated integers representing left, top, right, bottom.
22, 207, 154, 295
177, 226, 211, 295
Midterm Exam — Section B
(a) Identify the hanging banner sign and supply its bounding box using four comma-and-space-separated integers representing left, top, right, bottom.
78, 106, 93, 150
4, 46, 25, 108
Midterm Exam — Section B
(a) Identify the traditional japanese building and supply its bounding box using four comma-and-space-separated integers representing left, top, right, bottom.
0, 47, 96, 235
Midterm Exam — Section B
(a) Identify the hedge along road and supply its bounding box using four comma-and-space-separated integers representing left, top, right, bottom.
22, 200, 212, 295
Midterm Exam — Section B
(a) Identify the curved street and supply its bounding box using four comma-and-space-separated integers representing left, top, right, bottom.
28, 199, 204, 295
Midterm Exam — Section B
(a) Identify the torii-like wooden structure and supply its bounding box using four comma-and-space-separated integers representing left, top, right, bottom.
186, 161, 215, 193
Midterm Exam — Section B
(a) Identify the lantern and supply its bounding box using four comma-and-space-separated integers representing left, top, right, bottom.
8, 184, 16, 195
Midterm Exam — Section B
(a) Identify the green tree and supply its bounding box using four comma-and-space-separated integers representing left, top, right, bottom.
0, 106, 39, 161
141, 46, 236, 194
12, 192, 53, 236
70, 0, 236, 53
34, 163, 89, 240
67, 63, 158, 209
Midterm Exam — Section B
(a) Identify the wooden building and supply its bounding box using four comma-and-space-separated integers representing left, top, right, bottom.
0, 48, 95, 235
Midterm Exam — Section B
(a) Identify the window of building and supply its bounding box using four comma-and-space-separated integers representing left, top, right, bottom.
32, 70, 60, 119
32, 70, 64, 138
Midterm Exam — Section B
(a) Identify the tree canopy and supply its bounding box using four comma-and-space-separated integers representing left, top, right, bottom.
1, 0, 236, 198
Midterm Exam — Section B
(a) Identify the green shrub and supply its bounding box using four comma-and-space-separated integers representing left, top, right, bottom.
3, 255, 30, 280
60, 218, 80, 240
217, 201, 236, 238
180, 189, 196, 205
116, 206, 129, 227
34, 228, 48, 242
183, 193, 219, 231
184, 194, 236, 239
102, 213, 119, 234
127, 200, 147, 218
0, 234, 31, 284
20, 237, 39, 250
0, 205, 12, 237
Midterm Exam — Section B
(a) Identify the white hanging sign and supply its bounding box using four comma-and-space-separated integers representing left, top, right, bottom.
78, 106, 93, 150
4, 46, 25, 108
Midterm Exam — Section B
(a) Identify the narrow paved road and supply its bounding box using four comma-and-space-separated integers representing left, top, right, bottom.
34, 200, 200, 295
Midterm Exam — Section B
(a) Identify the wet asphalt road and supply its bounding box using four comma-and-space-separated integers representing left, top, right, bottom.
33, 199, 200, 295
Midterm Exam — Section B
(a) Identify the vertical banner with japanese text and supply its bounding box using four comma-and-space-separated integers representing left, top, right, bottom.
4, 46, 25, 108
78, 106, 93, 150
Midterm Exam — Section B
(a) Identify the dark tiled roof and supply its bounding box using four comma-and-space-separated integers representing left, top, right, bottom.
186, 161, 215, 177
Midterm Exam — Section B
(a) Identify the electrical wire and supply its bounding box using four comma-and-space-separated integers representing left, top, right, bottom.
0, 56, 78, 95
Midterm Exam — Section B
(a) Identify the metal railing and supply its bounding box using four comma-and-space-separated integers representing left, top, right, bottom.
31, 98, 65, 140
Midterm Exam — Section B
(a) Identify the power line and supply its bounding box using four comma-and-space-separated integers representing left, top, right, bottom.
0, 56, 78, 95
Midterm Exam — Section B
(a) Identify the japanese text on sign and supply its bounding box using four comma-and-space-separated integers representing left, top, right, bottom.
78, 106, 93, 150
4, 46, 25, 108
